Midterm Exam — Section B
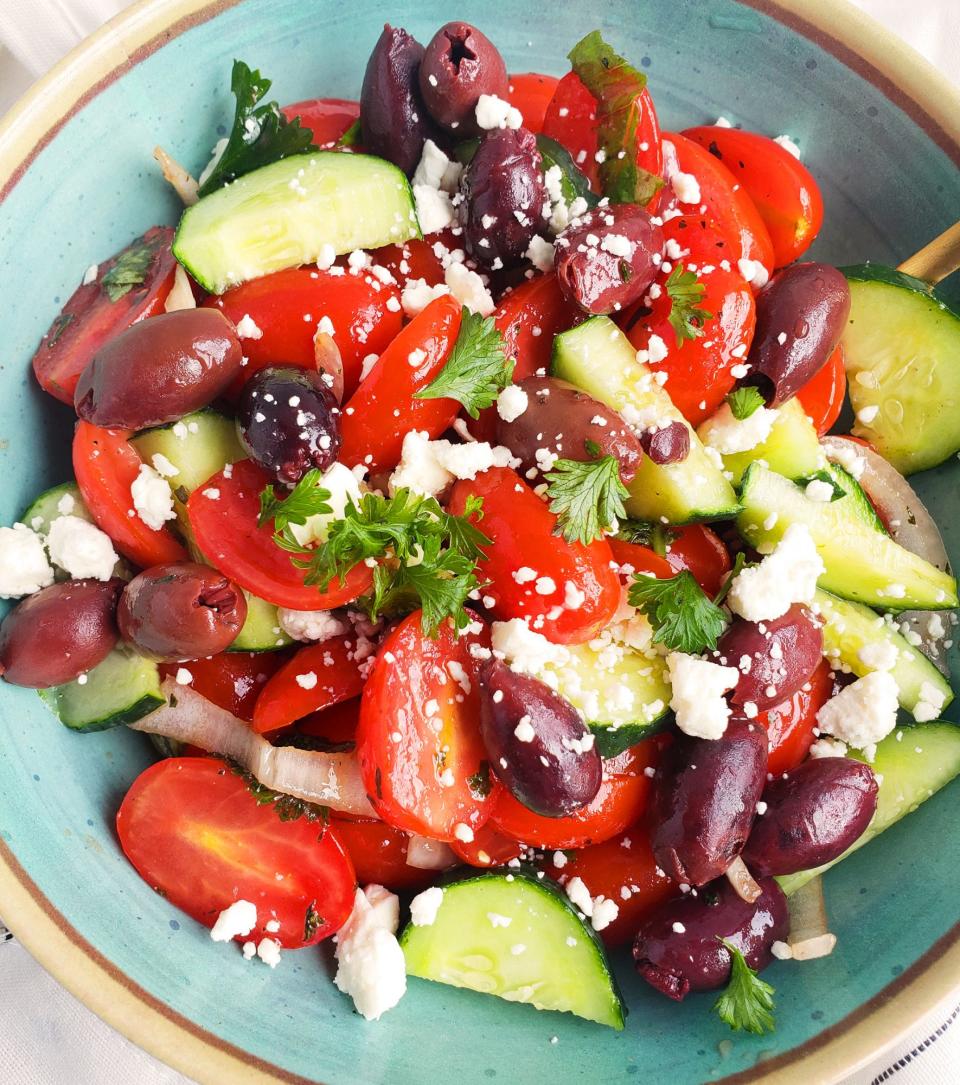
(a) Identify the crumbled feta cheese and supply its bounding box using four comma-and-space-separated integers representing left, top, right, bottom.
857, 640, 899, 673
590, 897, 619, 932
492, 619, 569, 676
130, 464, 176, 531
175, 667, 193, 685
210, 900, 257, 942
698, 401, 777, 455
727, 523, 824, 622
514, 717, 536, 742
256, 937, 282, 968
667, 653, 739, 740
804, 478, 834, 503
278, 607, 347, 643
289, 462, 362, 547
737, 258, 769, 287
828, 441, 866, 480
816, 671, 899, 749
808, 737, 849, 759
565, 876, 594, 916
774, 134, 801, 159
913, 680, 947, 723
295, 672, 318, 690
413, 139, 463, 194
670, 170, 701, 205
334, 885, 406, 1021
150, 453, 180, 479
496, 384, 529, 423
445, 262, 495, 316
0, 524, 54, 598
600, 233, 633, 259
400, 277, 451, 318
82, 263, 99, 285
771, 939, 794, 960
475, 94, 523, 130
316, 243, 337, 270
525, 235, 555, 272
453, 823, 474, 843
388, 430, 515, 497
414, 183, 457, 235
235, 313, 263, 340
409, 886, 444, 927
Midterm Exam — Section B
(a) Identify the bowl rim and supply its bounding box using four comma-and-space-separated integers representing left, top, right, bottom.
1, 1, 958, 1082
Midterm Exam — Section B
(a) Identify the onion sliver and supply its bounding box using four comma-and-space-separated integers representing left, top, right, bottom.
725, 855, 762, 903
786, 876, 835, 960
153, 145, 198, 206
406, 835, 457, 871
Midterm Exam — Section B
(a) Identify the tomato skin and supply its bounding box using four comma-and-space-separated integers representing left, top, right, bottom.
448, 468, 620, 645
357, 611, 497, 841
761, 658, 834, 775
280, 98, 359, 146
450, 820, 523, 868
159, 652, 285, 722
607, 538, 675, 580
507, 72, 560, 134
72, 422, 187, 569
251, 636, 366, 735
32, 227, 177, 405
542, 72, 599, 188
681, 126, 824, 267
294, 696, 362, 746
187, 458, 372, 610
796, 343, 846, 436
339, 294, 463, 472
329, 815, 435, 892
205, 268, 402, 400
117, 757, 356, 947
665, 525, 731, 598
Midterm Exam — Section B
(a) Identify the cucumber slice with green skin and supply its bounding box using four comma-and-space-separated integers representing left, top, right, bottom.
38, 649, 164, 733
173, 152, 420, 294
230, 591, 293, 652
778, 722, 960, 895
716, 397, 826, 486
20, 483, 131, 580
736, 464, 958, 611
815, 589, 952, 716
400, 871, 625, 1030
840, 264, 960, 475
551, 317, 739, 523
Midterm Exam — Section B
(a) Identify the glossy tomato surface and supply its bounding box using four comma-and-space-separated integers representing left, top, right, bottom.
507, 72, 560, 134
159, 652, 285, 723
329, 815, 435, 892
762, 658, 834, 775
796, 343, 847, 436
280, 97, 360, 146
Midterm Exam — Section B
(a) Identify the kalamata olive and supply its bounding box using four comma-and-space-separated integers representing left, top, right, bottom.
118, 563, 247, 661
742, 757, 878, 876
74, 309, 242, 430
360, 24, 437, 176
419, 22, 509, 134
633, 876, 788, 1000
479, 657, 601, 817
744, 262, 851, 406
639, 421, 690, 465
0, 578, 122, 688
555, 205, 664, 315
494, 375, 643, 483
236, 366, 341, 484
718, 604, 824, 711
651, 717, 768, 887
458, 127, 546, 267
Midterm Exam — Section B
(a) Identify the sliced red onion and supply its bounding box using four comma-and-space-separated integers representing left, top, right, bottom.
786, 876, 835, 960
313, 332, 345, 403
725, 855, 762, 903
406, 834, 458, 871
152, 145, 198, 206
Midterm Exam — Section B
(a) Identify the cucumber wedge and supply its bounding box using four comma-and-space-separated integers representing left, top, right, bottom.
841, 264, 960, 474
231, 591, 293, 652
551, 317, 738, 523
779, 722, 960, 895
39, 649, 164, 732
400, 872, 625, 1029
174, 152, 420, 293
824, 463, 887, 534
21, 483, 130, 580
736, 465, 957, 611
714, 397, 826, 486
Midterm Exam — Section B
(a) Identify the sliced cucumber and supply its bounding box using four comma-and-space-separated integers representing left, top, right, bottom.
400, 872, 625, 1029
39, 649, 164, 733
715, 397, 826, 486
815, 590, 952, 717
779, 722, 960, 895
841, 264, 960, 474
20, 483, 130, 580
173, 152, 420, 293
551, 317, 739, 523
231, 591, 293, 652
823, 463, 887, 534
736, 465, 957, 611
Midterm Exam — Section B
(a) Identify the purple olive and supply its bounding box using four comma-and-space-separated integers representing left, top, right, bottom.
479, 657, 601, 817
118, 563, 247, 662
651, 717, 768, 887
744, 262, 851, 406
718, 604, 824, 712
0, 579, 123, 688
236, 366, 341, 484
555, 205, 664, 315
743, 757, 878, 876
639, 421, 690, 465
458, 127, 546, 267
633, 876, 788, 1000
74, 309, 243, 430
360, 25, 438, 176
419, 22, 509, 134
494, 376, 643, 483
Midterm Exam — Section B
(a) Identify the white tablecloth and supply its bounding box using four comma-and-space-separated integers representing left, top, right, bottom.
0, 2, 958, 1082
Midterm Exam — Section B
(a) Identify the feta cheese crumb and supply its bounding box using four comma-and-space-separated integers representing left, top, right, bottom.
808, 737, 849, 759
913, 680, 947, 723
564, 876, 594, 916
150, 453, 180, 479
771, 939, 794, 960
413, 183, 457, 235
175, 667, 193, 686
256, 937, 282, 968
816, 671, 899, 749
525, 234, 556, 272
445, 262, 495, 316
514, 717, 536, 743
667, 653, 739, 740
401, 277, 450, 318
130, 464, 176, 531
475, 94, 523, 130
857, 640, 899, 673
590, 897, 619, 932
726, 523, 824, 622
492, 618, 569, 677
698, 401, 777, 455
388, 430, 516, 497
453, 823, 474, 843
210, 899, 257, 942
737, 258, 769, 287
409, 886, 445, 927
773, 134, 801, 159
804, 478, 835, 503
334, 885, 406, 1021
670, 170, 701, 205
295, 671, 319, 690
235, 313, 263, 340
278, 607, 347, 643
497, 384, 529, 422
413, 139, 462, 194
47, 514, 120, 581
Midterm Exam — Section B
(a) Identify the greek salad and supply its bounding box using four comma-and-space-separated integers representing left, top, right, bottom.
3, 21, 960, 1036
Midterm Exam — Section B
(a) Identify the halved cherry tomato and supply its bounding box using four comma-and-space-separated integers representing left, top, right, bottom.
448, 467, 620, 644
117, 757, 356, 947
187, 458, 372, 610
665, 525, 731, 598
507, 72, 559, 134
295, 697, 361, 746
607, 538, 675, 580
205, 268, 403, 400
280, 98, 359, 146
328, 814, 435, 892
340, 294, 463, 472
761, 658, 834, 775
72, 422, 187, 569
357, 610, 497, 841
32, 227, 177, 405
450, 820, 523, 868
369, 238, 447, 291
796, 343, 846, 436
491, 736, 667, 849
681, 126, 824, 267
159, 651, 286, 722
252, 636, 366, 735
545, 828, 676, 946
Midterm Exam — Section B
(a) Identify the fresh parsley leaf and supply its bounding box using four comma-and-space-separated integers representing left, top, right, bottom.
726, 385, 765, 420
567, 31, 664, 206
545, 452, 628, 545
100, 238, 157, 303
198, 59, 318, 197
258, 469, 332, 534
665, 263, 713, 345
336, 118, 362, 148
628, 569, 727, 654
229, 762, 328, 823
416, 308, 514, 418
713, 551, 746, 606
713, 939, 776, 1035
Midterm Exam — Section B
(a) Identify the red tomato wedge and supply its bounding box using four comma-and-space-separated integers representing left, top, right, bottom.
448, 468, 620, 645
72, 422, 187, 569
665, 524, 731, 598
117, 757, 356, 947
329, 815, 435, 892
491, 736, 666, 849
797, 343, 846, 436
607, 538, 675, 580
356, 610, 497, 841
32, 227, 177, 405
159, 652, 286, 723
340, 294, 463, 472
205, 268, 402, 400
294, 697, 362, 746
370, 238, 446, 290
280, 98, 359, 146
187, 458, 372, 610
681, 126, 824, 267
507, 72, 560, 134
252, 636, 367, 735
762, 658, 834, 775
450, 820, 523, 869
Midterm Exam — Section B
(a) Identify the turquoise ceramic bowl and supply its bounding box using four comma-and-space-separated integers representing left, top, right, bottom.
0, 1, 958, 1082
